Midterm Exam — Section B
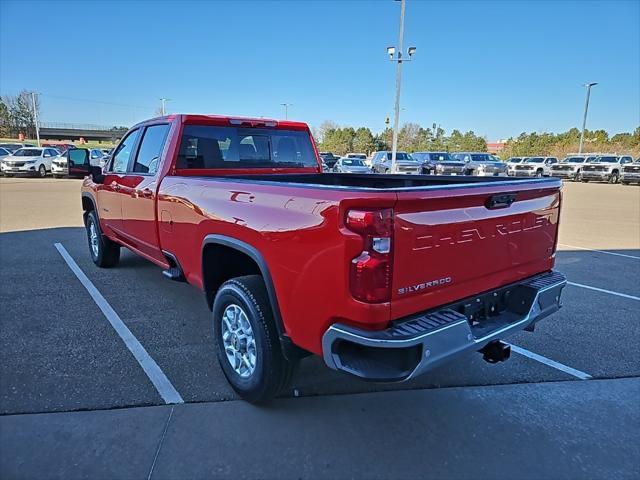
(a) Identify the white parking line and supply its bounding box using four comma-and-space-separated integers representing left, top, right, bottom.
558, 243, 640, 260
567, 281, 640, 301
54, 243, 184, 405
509, 344, 592, 380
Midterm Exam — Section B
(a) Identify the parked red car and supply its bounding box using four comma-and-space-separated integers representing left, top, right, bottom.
80, 114, 566, 402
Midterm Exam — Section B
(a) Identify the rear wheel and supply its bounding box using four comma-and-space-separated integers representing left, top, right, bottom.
85, 210, 120, 267
213, 275, 297, 403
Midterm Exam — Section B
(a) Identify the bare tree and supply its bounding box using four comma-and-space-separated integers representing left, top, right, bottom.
1, 90, 40, 138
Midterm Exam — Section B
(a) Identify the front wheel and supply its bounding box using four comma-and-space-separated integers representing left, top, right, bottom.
609, 172, 619, 184
536, 170, 543, 177
213, 275, 297, 403
85, 210, 120, 267
38, 164, 47, 178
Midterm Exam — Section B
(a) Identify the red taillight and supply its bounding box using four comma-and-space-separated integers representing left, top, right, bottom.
346, 209, 394, 303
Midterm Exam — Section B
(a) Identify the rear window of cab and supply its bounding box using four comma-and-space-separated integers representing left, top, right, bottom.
176, 125, 318, 169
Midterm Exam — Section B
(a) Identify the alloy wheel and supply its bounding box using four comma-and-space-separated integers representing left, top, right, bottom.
221, 304, 257, 378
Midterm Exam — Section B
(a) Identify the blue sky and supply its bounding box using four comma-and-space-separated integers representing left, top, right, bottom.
1, 0, 638, 139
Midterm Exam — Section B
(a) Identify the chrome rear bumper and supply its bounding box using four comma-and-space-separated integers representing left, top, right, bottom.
322, 271, 566, 381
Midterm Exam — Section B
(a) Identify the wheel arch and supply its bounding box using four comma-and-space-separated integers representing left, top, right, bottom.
201, 234, 307, 360
81, 192, 97, 224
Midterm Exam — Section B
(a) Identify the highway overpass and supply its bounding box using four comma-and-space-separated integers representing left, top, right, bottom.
38, 123, 128, 142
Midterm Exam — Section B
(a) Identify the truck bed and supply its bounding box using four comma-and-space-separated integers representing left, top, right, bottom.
206, 173, 559, 191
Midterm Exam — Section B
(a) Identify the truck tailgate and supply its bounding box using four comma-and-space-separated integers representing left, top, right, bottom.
391, 181, 561, 319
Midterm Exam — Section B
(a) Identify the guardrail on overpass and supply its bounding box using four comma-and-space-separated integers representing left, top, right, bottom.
38, 122, 129, 142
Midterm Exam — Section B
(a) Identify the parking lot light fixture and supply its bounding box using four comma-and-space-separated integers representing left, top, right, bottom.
30, 91, 40, 147
578, 82, 597, 154
280, 103, 293, 120
387, 0, 415, 174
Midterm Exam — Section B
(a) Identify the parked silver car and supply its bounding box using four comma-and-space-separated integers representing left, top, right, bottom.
371, 151, 421, 174
511, 157, 559, 177
0, 142, 37, 153
333, 157, 372, 174
581, 155, 634, 183
451, 152, 508, 176
549, 155, 597, 181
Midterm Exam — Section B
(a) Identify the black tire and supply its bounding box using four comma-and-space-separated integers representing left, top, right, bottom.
609, 171, 619, 184
573, 170, 581, 182
53, 175, 63, 179
582, 179, 589, 183
85, 210, 120, 267
38, 164, 47, 178
213, 275, 297, 403
536, 169, 543, 177
5, 174, 14, 177
621, 181, 629, 185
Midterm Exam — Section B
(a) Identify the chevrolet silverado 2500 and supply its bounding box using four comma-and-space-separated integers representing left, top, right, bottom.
80, 114, 566, 403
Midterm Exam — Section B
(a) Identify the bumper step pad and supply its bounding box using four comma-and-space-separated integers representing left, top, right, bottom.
323, 271, 566, 381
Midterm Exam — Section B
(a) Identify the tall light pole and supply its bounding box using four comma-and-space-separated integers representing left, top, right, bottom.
30, 91, 40, 146
578, 82, 597, 154
280, 103, 292, 119
387, 0, 416, 173
160, 98, 171, 116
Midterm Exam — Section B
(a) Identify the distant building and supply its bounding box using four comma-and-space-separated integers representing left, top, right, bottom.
487, 140, 508, 154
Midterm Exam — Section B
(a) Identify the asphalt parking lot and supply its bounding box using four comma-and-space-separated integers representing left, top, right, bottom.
1, 177, 639, 479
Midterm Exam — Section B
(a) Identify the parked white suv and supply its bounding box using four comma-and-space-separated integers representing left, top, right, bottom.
511, 157, 558, 177
1, 147, 57, 177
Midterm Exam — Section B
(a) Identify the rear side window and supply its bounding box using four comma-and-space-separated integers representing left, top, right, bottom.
133, 124, 170, 174
111, 129, 140, 173
176, 125, 317, 169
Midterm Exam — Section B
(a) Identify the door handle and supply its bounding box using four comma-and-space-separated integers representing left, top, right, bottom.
111, 183, 121, 191
141, 188, 153, 198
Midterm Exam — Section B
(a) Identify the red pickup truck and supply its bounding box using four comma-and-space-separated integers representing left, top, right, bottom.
79, 114, 566, 403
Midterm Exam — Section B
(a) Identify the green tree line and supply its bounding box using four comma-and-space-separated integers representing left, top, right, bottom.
499, 127, 640, 159
315, 121, 487, 155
